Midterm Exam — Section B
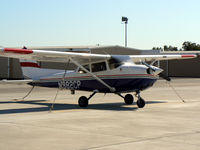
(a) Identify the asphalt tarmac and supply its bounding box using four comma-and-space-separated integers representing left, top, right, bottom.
0, 78, 200, 150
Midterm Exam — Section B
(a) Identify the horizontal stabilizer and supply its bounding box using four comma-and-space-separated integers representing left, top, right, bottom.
0, 79, 33, 85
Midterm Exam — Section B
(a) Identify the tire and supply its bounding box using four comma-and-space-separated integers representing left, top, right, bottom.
124, 94, 134, 104
78, 96, 88, 107
136, 98, 145, 108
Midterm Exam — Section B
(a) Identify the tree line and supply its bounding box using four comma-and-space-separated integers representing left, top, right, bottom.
152, 41, 200, 51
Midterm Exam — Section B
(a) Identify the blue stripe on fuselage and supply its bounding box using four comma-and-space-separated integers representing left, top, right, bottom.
30, 78, 157, 93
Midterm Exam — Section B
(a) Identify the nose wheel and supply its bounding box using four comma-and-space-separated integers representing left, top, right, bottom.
136, 97, 145, 108
136, 92, 146, 108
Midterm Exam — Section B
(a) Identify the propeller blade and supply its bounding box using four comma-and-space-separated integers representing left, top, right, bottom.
142, 62, 156, 71
142, 62, 163, 75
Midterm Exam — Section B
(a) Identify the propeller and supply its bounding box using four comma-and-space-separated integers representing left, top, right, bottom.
142, 61, 163, 76
142, 61, 171, 82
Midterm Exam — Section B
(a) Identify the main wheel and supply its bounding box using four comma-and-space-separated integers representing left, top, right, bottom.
136, 98, 145, 108
124, 94, 134, 104
78, 96, 88, 107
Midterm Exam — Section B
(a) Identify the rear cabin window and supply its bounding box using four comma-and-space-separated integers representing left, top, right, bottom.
91, 62, 107, 72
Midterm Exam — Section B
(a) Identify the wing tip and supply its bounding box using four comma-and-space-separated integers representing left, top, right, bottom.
181, 54, 197, 58
4, 48, 33, 54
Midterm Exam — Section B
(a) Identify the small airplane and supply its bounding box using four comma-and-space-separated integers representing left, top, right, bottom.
0, 46, 197, 108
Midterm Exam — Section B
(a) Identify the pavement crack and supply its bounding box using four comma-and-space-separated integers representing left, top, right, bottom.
0, 122, 132, 140
85, 131, 200, 150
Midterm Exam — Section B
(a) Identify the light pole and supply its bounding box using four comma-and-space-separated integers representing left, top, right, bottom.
122, 17, 128, 47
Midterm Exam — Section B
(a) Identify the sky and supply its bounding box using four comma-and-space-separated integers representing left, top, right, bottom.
0, 0, 200, 49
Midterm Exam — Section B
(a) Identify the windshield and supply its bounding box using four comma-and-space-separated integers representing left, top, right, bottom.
108, 58, 122, 69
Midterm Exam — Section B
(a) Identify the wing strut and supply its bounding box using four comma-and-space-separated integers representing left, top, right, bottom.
69, 57, 116, 92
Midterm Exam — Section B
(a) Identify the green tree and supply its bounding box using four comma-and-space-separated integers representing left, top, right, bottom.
152, 47, 163, 50
182, 41, 200, 51
152, 45, 178, 51
163, 45, 178, 51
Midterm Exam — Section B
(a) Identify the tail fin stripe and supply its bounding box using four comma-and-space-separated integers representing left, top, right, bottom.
20, 62, 41, 68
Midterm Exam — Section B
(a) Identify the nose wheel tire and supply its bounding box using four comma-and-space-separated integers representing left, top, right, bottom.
124, 94, 134, 104
78, 96, 88, 107
137, 98, 145, 108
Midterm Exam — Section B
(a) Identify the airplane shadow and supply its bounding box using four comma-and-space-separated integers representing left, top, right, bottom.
0, 100, 166, 115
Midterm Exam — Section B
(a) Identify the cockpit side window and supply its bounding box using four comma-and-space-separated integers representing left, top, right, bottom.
108, 58, 122, 70
91, 62, 107, 72
78, 64, 90, 73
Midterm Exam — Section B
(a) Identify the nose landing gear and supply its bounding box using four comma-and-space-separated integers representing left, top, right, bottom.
135, 91, 145, 108
136, 97, 145, 108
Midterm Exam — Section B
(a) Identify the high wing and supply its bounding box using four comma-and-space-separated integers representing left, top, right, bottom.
0, 48, 111, 64
0, 47, 197, 64
130, 54, 197, 63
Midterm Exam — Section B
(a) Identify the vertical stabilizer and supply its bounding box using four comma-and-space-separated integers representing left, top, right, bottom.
20, 60, 64, 80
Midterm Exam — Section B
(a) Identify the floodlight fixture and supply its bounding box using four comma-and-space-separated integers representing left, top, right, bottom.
122, 17, 128, 23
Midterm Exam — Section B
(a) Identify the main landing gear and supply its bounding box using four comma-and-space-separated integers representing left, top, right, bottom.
78, 90, 97, 107
78, 96, 88, 107
118, 91, 146, 108
124, 94, 134, 104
